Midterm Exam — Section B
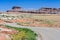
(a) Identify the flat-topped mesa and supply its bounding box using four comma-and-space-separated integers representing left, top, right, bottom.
12, 6, 21, 10
38, 7, 60, 14
6, 6, 60, 14
7, 6, 39, 13
7, 6, 22, 12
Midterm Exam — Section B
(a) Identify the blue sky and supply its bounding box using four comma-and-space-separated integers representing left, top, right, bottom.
0, 0, 60, 11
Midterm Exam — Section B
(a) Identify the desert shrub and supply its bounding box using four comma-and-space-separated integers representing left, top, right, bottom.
5, 25, 37, 40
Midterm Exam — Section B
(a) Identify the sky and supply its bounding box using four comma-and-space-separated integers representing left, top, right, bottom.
0, 0, 60, 12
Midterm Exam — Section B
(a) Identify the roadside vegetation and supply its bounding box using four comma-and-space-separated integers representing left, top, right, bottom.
5, 25, 37, 40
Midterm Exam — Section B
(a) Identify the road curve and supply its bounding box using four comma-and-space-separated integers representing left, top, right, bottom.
4, 23, 60, 40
